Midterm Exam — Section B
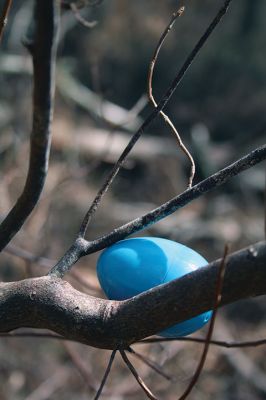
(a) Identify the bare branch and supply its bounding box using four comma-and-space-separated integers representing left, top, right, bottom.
50, 144, 266, 278
120, 349, 158, 400
1, 242, 265, 350
1, 331, 266, 350
84, 146, 266, 253
0, 0, 60, 251
148, 6, 196, 188
140, 337, 266, 348
77, 0, 233, 240
93, 350, 116, 400
0, 0, 12, 42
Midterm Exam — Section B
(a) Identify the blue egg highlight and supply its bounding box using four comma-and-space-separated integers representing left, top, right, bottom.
97, 237, 212, 337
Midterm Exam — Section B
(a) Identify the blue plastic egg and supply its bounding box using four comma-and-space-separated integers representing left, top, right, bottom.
97, 237, 212, 337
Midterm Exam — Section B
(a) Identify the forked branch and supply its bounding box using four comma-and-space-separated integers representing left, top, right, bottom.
77, 0, 233, 239
50, 144, 266, 277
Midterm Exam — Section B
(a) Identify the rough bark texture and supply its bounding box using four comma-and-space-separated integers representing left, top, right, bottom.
1, 241, 265, 349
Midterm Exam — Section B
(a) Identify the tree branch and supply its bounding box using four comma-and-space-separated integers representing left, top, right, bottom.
50, 145, 266, 277
0, 0, 12, 42
0, 0, 60, 251
148, 6, 196, 189
1, 241, 265, 350
77, 0, 233, 239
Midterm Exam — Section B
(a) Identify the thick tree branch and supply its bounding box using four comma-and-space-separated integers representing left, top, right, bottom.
0, 1, 60, 251
1, 241, 266, 350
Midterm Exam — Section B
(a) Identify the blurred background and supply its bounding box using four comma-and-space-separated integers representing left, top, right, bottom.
0, 0, 265, 399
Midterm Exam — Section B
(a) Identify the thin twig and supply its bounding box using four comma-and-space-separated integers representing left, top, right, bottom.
93, 350, 116, 400
148, 6, 195, 188
1, 331, 265, 349
0, 0, 60, 251
50, 144, 266, 277
70, 2, 97, 28
0, 0, 12, 42
178, 244, 229, 400
139, 337, 266, 348
85, 147, 265, 253
120, 349, 158, 400
127, 347, 176, 382
77, 0, 233, 239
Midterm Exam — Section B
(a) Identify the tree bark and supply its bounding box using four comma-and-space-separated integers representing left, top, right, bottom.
1, 241, 265, 349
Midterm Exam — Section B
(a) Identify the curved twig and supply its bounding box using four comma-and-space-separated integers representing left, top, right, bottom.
0, 0, 60, 251
77, 0, 233, 240
120, 349, 158, 400
148, 6, 195, 188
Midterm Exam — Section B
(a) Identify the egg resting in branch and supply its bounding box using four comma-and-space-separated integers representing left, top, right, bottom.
97, 237, 212, 338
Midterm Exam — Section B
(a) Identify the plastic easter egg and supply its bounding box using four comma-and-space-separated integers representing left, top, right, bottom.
97, 237, 212, 337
